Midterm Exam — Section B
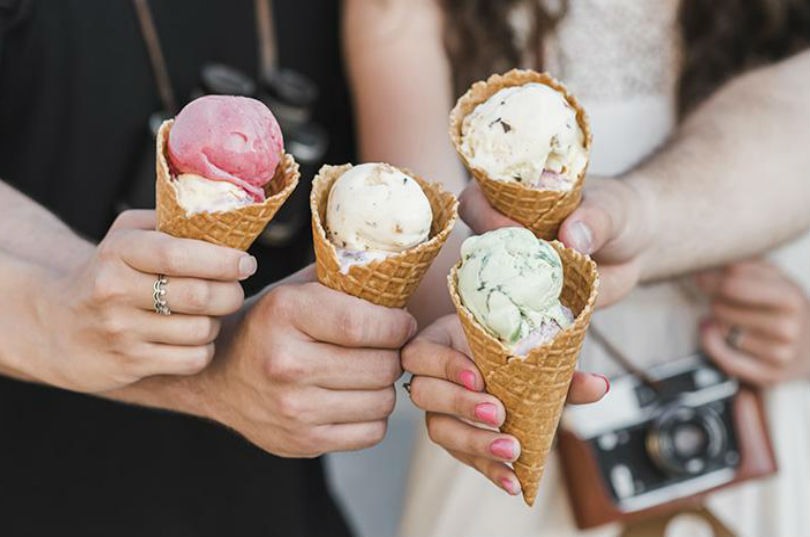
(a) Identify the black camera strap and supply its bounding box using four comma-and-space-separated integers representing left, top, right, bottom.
589, 323, 662, 391
132, 0, 278, 114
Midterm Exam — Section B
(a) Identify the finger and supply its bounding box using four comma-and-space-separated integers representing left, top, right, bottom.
458, 182, 521, 234
131, 311, 221, 346
316, 420, 389, 452
286, 283, 417, 349
426, 413, 520, 463
293, 344, 403, 390
593, 263, 641, 309
110, 209, 156, 231
129, 272, 245, 316
402, 336, 484, 391
115, 230, 258, 281
695, 269, 791, 310
448, 450, 522, 496
130, 342, 215, 378
713, 321, 797, 367
314, 387, 397, 425
710, 300, 798, 344
409, 376, 505, 427
567, 371, 610, 404
700, 322, 780, 386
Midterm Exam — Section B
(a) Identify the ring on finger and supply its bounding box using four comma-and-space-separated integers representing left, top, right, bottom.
153, 274, 171, 316
726, 325, 744, 349
401, 374, 414, 397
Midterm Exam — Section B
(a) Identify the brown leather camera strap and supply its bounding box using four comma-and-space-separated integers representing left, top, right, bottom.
255, 0, 278, 77
132, 0, 177, 114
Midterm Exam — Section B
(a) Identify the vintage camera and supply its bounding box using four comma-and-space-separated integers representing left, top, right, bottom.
558, 354, 777, 529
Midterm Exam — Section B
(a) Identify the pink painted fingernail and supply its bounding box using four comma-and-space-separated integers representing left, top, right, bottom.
459, 370, 477, 391
474, 403, 499, 426
500, 477, 521, 496
490, 438, 519, 460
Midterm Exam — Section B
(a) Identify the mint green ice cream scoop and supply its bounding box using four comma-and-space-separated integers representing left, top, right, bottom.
457, 227, 572, 351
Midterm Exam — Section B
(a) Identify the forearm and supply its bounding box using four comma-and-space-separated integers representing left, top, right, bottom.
0, 181, 94, 274
628, 51, 810, 281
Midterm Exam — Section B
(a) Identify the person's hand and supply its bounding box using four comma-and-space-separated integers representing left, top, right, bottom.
401, 314, 609, 495
37, 210, 251, 392
459, 177, 656, 307
696, 259, 810, 387
200, 267, 414, 458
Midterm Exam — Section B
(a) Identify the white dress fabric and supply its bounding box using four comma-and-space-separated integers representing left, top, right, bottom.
398, 1, 810, 536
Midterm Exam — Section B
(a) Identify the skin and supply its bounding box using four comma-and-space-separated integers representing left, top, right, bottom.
344, 0, 810, 493
0, 179, 413, 456
696, 259, 810, 387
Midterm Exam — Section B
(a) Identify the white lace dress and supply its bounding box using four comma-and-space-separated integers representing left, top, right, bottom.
398, 1, 810, 535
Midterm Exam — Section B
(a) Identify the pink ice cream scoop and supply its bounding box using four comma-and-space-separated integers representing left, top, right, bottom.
168, 95, 283, 202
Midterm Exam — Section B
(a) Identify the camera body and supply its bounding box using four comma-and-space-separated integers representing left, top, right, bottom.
558, 354, 776, 529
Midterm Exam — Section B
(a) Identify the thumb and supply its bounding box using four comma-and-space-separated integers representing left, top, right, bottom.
558, 196, 617, 256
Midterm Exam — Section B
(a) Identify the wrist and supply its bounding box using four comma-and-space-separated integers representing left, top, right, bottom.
623, 170, 661, 282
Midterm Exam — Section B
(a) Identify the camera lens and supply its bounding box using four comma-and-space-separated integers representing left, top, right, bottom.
260, 68, 319, 128
646, 404, 727, 476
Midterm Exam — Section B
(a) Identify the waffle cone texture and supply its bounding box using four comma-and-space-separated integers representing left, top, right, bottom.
155, 120, 300, 251
448, 241, 599, 505
311, 164, 458, 308
449, 69, 592, 240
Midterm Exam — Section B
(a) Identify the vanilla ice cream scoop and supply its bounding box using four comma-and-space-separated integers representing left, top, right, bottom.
457, 227, 573, 353
326, 163, 433, 254
172, 173, 254, 215
460, 83, 587, 189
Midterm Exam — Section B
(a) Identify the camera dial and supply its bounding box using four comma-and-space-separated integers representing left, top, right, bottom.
646, 403, 728, 476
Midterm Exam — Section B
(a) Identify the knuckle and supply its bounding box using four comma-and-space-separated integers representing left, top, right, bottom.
101, 311, 128, 339
426, 413, 442, 444
190, 317, 217, 343
275, 391, 304, 422
91, 265, 123, 303
381, 387, 397, 418
361, 421, 388, 448
264, 350, 306, 383
224, 283, 246, 312
337, 309, 365, 345
181, 281, 212, 313
384, 352, 404, 384
186, 344, 215, 372
158, 243, 186, 274
261, 285, 295, 318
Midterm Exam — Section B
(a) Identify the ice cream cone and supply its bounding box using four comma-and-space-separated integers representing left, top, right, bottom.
448, 241, 598, 505
311, 164, 458, 308
449, 69, 592, 240
155, 120, 300, 251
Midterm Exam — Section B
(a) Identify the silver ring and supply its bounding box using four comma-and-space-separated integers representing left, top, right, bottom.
401, 374, 413, 396
153, 274, 171, 316
726, 325, 743, 349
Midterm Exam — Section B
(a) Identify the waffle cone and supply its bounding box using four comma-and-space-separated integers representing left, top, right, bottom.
311, 164, 458, 308
155, 120, 300, 251
449, 69, 592, 240
448, 241, 598, 505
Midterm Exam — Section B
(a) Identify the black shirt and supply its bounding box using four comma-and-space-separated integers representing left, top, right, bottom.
0, 1, 355, 535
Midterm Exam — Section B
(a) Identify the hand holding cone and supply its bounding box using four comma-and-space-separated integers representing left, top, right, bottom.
449, 240, 598, 505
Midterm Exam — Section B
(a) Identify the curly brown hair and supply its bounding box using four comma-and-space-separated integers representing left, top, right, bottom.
441, 0, 810, 115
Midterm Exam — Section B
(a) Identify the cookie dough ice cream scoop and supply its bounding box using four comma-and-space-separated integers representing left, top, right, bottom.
325, 163, 433, 270
460, 83, 587, 190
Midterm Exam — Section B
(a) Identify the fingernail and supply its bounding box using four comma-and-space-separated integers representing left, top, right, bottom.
594, 374, 610, 395
490, 438, 519, 461
239, 255, 258, 278
568, 221, 593, 254
500, 477, 521, 496
407, 318, 418, 339
459, 370, 477, 391
474, 403, 500, 426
